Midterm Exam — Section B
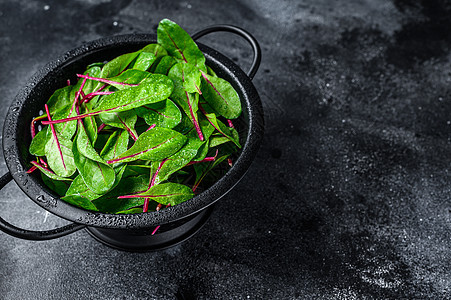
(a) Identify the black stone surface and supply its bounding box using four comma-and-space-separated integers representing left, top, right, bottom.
0, 0, 450, 299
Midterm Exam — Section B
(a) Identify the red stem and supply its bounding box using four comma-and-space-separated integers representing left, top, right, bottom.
151, 225, 160, 235
145, 124, 156, 132
143, 198, 150, 213
227, 119, 235, 129
186, 91, 204, 141
83, 91, 114, 103
187, 149, 218, 166
26, 165, 37, 174
97, 123, 106, 133
76, 74, 139, 87
30, 114, 48, 139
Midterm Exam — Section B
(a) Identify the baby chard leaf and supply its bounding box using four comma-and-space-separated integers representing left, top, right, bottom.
157, 19, 207, 71
168, 62, 201, 94
93, 74, 174, 114
99, 110, 138, 141
153, 55, 177, 75
171, 78, 203, 140
100, 129, 129, 161
62, 194, 99, 211
45, 127, 77, 178
29, 126, 48, 156
98, 50, 141, 77
151, 119, 214, 185
200, 107, 241, 148
46, 85, 73, 112
201, 73, 241, 119
30, 161, 73, 182
92, 174, 149, 213
141, 44, 168, 60
64, 175, 102, 201
107, 69, 152, 90
121, 182, 194, 206
130, 52, 156, 71
73, 120, 116, 194
134, 99, 182, 129
106, 127, 187, 164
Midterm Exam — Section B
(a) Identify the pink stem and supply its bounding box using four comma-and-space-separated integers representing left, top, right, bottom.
97, 123, 106, 133
74, 76, 88, 106
187, 149, 218, 166
30, 114, 48, 139
152, 204, 170, 235
83, 91, 114, 103
151, 225, 160, 235
30, 160, 56, 175
186, 91, 204, 141
44, 104, 66, 171
26, 165, 37, 174
77, 74, 139, 87
42, 111, 100, 125
145, 124, 156, 132
228, 158, 233, 167
67, 79, 71, 86
143, 198, 150, 213
38, 157, 48, 168
227, 119, 235, 129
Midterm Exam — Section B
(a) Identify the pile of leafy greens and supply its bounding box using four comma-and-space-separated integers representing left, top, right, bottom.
28, 19, 241, 214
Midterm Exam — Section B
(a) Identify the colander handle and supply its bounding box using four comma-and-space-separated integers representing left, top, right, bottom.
192, 24, 262, 80
0, 172, 85, 240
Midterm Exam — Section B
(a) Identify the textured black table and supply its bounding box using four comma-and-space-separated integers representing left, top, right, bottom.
1, 1, 450, 299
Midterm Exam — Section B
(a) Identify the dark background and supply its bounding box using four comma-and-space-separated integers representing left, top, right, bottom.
1, 0, 451, 299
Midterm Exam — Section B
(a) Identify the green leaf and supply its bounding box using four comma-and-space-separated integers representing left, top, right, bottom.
62, 194, 99, 211
30, 161, 73, 182
81, 65, 102, 95
51, 102, 78, 139
153, 55, 177, 75
73, 120, 116, 194
93, 74, 174, 114
157, 19, 207, 71
168, 62, 201, 94
107, 127, 187, 164
64, 164, 126, 202
201, 73, 241, 119
107, 69, 152, 90
193, 152, 231, 189
92, 174, 150, 213
171, 78, 201, 137
201, 108, 241, 148
151, 119, 214, 185
99, 110, 138, 140
100, 129, 129, 161
82, 103, 98, 143
206, 65, 217, 77
133, 182, 194, 206
134, 99, 182, 129
141, 44, 168, 60
102, 50, 142, 77
45, 129, 77, 178
130, 52, 156, 71
29, 127, 48, 156
64, 175, 101, 201
192, 139, 209, 161
46, 85, 73, 112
